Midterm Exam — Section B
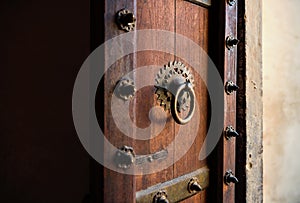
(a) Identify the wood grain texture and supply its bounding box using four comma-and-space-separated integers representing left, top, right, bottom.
223, 0, 238, 202
97, 0, 245, 202
236, 0, 263, 202
103, 0, 136, 202
207, 0, 238, 202
244, 1, 263, 201
174, 0, 210, 202
134, 0, 176, 192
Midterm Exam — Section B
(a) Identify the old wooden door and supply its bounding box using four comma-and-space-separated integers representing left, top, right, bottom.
91, 0, 239, 202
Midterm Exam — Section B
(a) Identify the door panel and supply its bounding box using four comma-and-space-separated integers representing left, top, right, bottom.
97, 0, 238, 202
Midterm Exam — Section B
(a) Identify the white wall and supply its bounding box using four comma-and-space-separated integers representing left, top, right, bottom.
263, 0, 300, 202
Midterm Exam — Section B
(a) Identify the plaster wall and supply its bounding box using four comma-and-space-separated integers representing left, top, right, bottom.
263, 0, 300, 202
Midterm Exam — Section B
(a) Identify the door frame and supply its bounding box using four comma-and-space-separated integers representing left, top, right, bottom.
236, 0, 263, 202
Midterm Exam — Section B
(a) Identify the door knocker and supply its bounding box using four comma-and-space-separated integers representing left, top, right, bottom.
155, 61, 195, 125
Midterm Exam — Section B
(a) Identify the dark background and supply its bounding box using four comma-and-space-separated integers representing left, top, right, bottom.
0, 0, 91, 202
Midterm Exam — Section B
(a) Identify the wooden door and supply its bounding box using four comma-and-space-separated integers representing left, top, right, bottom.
91, 0, 238, 202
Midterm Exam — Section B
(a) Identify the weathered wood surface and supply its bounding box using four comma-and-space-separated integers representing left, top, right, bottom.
103, 0, 136, 202
236, 0, 263, 202
175, 1, 209, 202
134, 0, 176, 192
94, 0, 255, 202
101, 0, 211, 201
208, 1, 238, 202
223, 0, 238, 202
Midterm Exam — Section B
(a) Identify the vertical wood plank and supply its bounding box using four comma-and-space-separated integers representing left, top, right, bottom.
103, 0, 136, 202
244, 0, 263, 201
208, 0, 238, 202
236, 0, 263, 202
223, 0, 238, 202
174, 1, 210, 202
134, 0, 176, 192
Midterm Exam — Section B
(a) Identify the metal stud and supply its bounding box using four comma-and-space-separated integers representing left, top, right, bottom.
225, 125, 239, 139
188, 177, 202, 193
225, 81, 239, 95
226, 36, 239, 50
224, 170, 239, 185
153, 190, 169, 203
116, 8, 136, 32
227, 0, 236, 6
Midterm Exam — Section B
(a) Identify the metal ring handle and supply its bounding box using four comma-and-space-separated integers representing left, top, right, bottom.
171, 82, 195, 125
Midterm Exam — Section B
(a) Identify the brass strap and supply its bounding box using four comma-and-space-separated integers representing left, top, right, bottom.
185, 0, 212, 7
136, 166, 209, 203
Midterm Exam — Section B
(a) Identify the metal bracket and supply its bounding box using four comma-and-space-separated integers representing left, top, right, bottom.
115, 146, 168, 170
185, 0, 211, 7
135, 149, 168, 165
136, 167, 209, 203
115, 146, 136, 169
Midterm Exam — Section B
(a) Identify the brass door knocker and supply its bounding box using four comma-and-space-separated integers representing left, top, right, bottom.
155, 61, 196, 125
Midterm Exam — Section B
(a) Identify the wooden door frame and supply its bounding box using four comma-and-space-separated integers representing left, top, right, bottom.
90, 0, 263, 202
236, 0, 263, 202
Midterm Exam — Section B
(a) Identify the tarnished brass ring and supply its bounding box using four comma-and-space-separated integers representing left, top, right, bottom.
171, 82, 195, 125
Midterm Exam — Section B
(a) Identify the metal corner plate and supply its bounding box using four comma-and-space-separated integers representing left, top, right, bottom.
185, 0, 211, 7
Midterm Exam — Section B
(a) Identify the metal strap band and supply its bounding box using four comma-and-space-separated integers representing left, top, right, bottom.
185, 0, 211, 7
136, 166, 209, 203
135, 149, 168, 165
